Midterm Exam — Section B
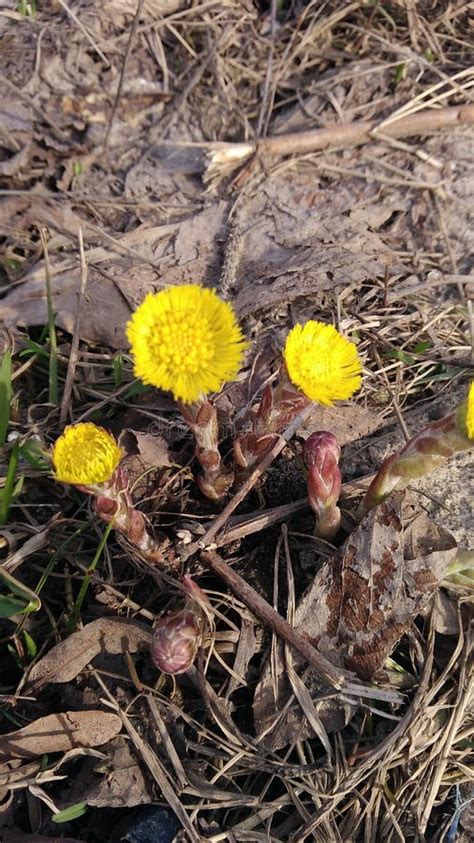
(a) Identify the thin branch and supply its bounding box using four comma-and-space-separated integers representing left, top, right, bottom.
57, 0, 109, 66
205, 103, 474, 172
201, 549, 344, 691
197, 405, 314, 550
104, 0, 144, 151
201, 550, 403, 705
59, 228, 89, 429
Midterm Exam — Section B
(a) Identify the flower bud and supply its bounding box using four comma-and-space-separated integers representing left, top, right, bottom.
359, 382, 474, 518
304, 432, 341, 540
151, 609, 202, 675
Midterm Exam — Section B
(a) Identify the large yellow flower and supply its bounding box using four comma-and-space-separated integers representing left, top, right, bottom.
283, 320, 362, 406
53, 423, 123, 485
126, 285, 247, 404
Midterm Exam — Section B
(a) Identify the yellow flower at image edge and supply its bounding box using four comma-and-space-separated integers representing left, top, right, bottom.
53, 423, 124, 485
284, 320, 362, 406
126, 285, 247, 404
465, 381, 474, 440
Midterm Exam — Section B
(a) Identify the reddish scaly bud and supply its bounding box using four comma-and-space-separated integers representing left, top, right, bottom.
151, 609, 203, 675
151, 577, 211, 675
304, 432, 341, 540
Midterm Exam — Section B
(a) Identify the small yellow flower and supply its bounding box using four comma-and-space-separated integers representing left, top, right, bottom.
283, 320, 362, 406
53, 423, 123, 485
126, 285, 246, 404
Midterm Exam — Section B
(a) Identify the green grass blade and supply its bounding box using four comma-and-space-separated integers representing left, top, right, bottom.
67, 520, 114, 632
0, 439, 20, 525
52, 802, 87, 823
0, 349, 12, 447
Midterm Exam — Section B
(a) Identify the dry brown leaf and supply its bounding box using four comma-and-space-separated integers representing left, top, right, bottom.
0, 711, 122, 760
300, 404, 383, 446
24, 618, 152, 693
119, 429, 172, 469
254, 494, 458, 748
432, 590, 461, 635
0, 197, 227, 347
0, 172, 392, 348
104, 0, 184, 19
59, 736, 152, 809
232, 175, 393, 318
119, 428, 173, 498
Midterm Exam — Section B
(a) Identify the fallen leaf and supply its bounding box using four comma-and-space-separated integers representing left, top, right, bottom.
254, 494, 458, 747
227, 170, 397, 317
59, 736, 152, 809
24, 618, 152, 693
104, 0, 185, 20
300, 404, 383, 446
0, 711, 122, 760
0, 176, 393, 348
432, 591, 461, 636
0, 144, 32, 177
120, 429, 172, 468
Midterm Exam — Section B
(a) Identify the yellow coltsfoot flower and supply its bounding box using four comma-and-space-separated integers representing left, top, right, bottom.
52, 423, 123, 485
283, 320, 362, 406
126, 284, 247, 404
465, 381, 474, 440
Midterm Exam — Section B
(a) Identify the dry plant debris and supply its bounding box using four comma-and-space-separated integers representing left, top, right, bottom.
0, 1, 473, 841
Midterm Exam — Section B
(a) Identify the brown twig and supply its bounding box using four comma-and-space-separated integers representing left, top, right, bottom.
104, 0, 144, 151
59, 228, 88, 429
57, 0, 109, 66
206, 103, 474, 166
201, 550, 403, 705
201, 549, 344, 690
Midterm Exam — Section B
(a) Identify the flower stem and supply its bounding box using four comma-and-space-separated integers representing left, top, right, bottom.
358, 400, 473, 519
179, 400, 233, 500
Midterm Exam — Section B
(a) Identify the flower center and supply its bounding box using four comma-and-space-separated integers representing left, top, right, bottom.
302, 346, 331, 381
151, 311, 213, 374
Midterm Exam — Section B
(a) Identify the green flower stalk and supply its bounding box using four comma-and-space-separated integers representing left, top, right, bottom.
358, 383, 474, 518
304, 432, 342, 540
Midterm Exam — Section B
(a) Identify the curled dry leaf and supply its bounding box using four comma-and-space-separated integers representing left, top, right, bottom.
119, 429, 172, 469
0, 711, 122, 761
119, 428, 172, 498
24, 618, 152, 694
254, 494, 458, 748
